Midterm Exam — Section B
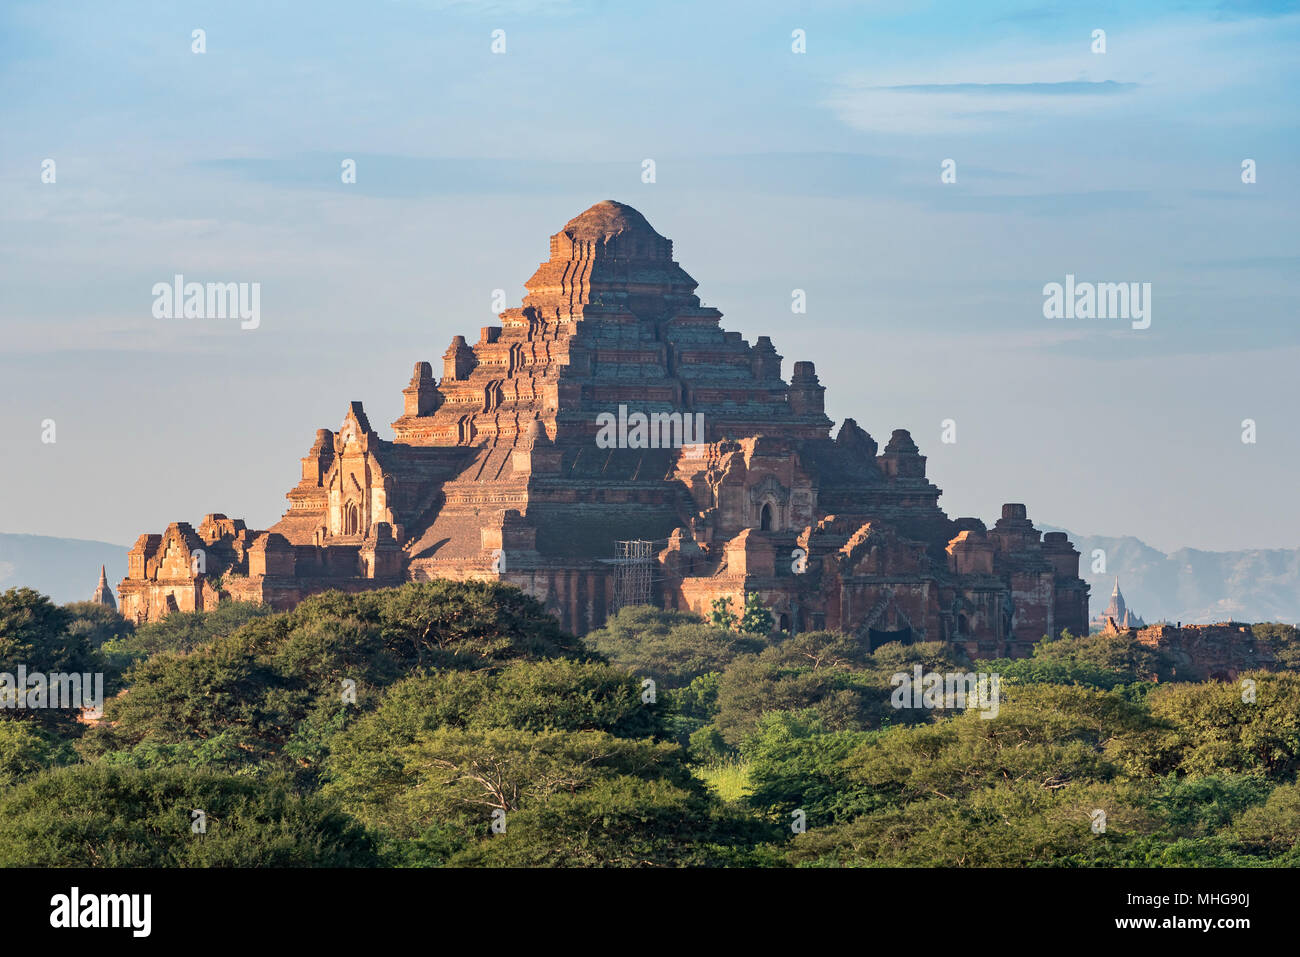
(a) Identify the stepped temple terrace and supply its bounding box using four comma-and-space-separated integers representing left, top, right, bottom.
119, 200, 1089, 655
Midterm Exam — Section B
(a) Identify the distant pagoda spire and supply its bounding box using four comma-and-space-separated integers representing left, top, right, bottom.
1104, 576, 1127, 622
1096, 576, 1144, 629
91, 565, 116, 610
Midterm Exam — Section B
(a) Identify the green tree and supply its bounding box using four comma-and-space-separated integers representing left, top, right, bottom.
784, 778, 1160, 867
80, 580, 592, 774
0, 588, 102, 732
324, 724, 685, 863
63, 601, 133, 650
742, 711, 876, 825
1223, 781, 1300, 862
975, 655, 1133, 691
0, 720, 76, 788
763, 630, 875, 672
1108, 671, 1300, 781
446, 775, 773, 867
80, 640, 303, 771
710, 596, 738, 631
103, 600, 270, 667
1253, 623, 1300, 672
0, 764, 376, 866
0, 588, 94, 677
470, 658, 664, 738
739, 592, 774, 636
583, 605, 761, 687
1027, 629, 1174, 684
710, 654, 882, 747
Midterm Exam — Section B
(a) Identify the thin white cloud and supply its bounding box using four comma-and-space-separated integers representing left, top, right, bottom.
825, 12, 1300, 133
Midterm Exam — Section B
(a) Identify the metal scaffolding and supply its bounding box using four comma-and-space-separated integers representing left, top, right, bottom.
610, 539, 654, 612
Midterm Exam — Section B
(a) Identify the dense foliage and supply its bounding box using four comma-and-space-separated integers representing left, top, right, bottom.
2, 584, 1298, 867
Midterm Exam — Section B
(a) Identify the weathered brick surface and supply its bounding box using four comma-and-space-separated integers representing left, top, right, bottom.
1104, 618, 1277, 681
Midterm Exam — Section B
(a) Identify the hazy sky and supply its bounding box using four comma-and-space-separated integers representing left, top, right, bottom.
2, 0, 1297, 552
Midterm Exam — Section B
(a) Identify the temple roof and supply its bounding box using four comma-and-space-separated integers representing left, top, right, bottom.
561, 200, 662, 243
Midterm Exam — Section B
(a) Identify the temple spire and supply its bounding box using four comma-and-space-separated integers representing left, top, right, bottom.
91, 565, 116, 610
1103, 576, 1127, 622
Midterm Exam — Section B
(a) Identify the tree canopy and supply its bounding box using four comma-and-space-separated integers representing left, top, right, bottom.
2, 581, 1298, 868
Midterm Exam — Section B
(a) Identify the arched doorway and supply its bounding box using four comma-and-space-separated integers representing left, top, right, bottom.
345, 504, 359, 535
869, 626, 914, 652
760, 503, 773, 531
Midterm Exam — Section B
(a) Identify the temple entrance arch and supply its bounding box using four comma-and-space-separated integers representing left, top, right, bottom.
760, 503, 773, 531
861, 589, 920, 651
869, 626, 914, 651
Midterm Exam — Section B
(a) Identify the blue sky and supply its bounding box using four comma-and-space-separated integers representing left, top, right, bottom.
2, 0, 1297, 551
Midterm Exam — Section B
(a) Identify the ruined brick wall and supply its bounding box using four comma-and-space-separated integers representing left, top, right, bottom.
1122, 621, 1278, 681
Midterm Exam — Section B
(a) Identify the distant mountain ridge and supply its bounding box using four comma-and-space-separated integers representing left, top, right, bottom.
1, 529, 1296, 625
1045, 527, 1300, 626
0, 533, 129, 606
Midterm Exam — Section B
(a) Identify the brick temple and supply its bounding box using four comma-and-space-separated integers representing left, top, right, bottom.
119, 200, 1089, 656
